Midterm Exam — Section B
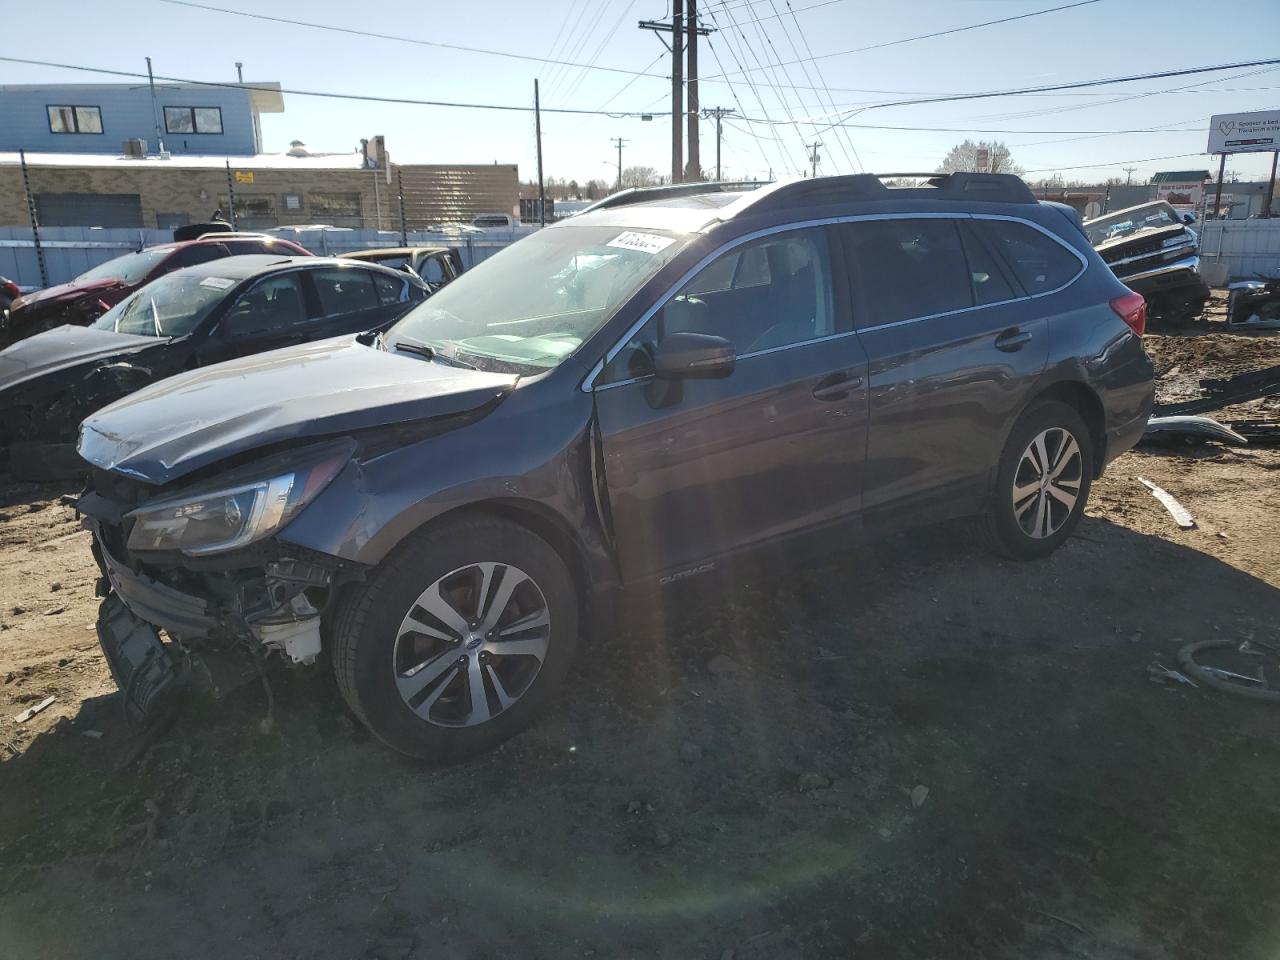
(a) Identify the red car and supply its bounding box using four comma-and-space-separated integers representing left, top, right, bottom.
1, 234, 311, 348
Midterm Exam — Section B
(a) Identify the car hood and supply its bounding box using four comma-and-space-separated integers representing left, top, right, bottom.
12, 277, 125, 311
78, 336, 518, 485
0, 325, 161, 394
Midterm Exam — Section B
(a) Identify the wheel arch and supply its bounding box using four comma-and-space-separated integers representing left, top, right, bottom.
1021, 379, 1107, 477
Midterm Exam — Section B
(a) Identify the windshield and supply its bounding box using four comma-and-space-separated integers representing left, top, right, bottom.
91, 274, 234, 337
386, 225, 687, 373
77, 248, 172, 285
1084, 203, 1182, 246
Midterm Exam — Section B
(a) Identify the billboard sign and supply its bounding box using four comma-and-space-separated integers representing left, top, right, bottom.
1156, 180, 1204, 212
1207, 110, 1280, 154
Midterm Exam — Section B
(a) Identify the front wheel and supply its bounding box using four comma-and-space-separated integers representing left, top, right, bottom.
978, 400, 1094, 559
331, 516, 579, 761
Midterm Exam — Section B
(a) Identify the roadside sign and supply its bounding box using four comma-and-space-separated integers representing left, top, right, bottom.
1156, 180, 1204, 213
975, 147, 990, 172
1207, 110, 1280, 154
234, 171, 255, 184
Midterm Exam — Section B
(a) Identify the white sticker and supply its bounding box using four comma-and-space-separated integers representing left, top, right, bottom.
607, 231, 676, 255
199, 276, 236, 289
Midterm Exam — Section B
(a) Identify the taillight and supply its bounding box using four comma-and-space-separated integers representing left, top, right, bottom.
1, 281, 18, 298
1110, 291, 1147, 337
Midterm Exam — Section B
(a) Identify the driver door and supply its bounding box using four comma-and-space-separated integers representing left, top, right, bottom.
196, 272, 312, 365
591, 226, 870, 584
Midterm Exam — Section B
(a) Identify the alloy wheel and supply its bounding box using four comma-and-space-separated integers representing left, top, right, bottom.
392, 562, 551, 727
1011, 427, 1083, 539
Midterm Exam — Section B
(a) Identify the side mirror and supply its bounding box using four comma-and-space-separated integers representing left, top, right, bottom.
652, 332, 736, 380
1182, 213, 1196, 225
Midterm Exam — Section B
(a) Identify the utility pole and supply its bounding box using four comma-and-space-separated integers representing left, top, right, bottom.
145, 57, 164, 155
704, 107, 735, 181
534, 79, 546, 227
1123, 166, 1136, 186
807, 142, 823, 178
685, 0, 700, 182
611, 137, 628, 191
638, 10, 713, 185
235, 61, 244, 83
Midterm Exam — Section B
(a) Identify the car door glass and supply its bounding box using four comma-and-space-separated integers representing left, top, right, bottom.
165, 244, 226, 272
373, 272, 407, 305
222, 274, 307, 339
843, 219, 973, 326
312, 268, 379, 317
959, 222, 1017, 306
600, 227, 834, 383
975, 219, 1082, 295
419, 256, 448, 287
223, 240, 269, 256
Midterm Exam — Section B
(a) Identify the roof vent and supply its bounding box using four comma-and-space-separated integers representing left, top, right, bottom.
122, 138, 147, 159
286, 140, 309, 157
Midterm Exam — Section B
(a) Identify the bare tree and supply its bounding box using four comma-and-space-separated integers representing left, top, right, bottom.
583, 179, 609, 200
938, 140, 1024, 176
620, 165, 660, 188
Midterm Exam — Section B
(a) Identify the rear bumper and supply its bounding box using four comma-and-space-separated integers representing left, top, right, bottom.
1103, 408, 1150, 471
1121, 258, 1210, 301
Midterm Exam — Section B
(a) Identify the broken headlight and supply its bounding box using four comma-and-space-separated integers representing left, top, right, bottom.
125, 445, 350, 556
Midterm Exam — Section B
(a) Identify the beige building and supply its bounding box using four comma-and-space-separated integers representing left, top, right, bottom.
0, 150, 520, 231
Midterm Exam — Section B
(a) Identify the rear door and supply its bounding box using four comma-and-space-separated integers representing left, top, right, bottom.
593, 225, 870, 584
838, 215, 1053, 517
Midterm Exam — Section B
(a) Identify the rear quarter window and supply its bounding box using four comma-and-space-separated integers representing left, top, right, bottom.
974, 220, 1082, 295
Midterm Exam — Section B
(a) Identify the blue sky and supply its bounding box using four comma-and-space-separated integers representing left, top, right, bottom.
7, 0, 1280, 184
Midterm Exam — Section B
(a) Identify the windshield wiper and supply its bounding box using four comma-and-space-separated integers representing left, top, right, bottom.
392, 340, 436, 361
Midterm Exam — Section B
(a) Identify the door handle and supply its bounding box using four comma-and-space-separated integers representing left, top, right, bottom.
994, 328, 1032, 352
812, 372, 864, 401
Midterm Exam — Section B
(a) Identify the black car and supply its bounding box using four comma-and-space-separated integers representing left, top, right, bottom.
76, 174, 1155, 761
0, 256, 427, 450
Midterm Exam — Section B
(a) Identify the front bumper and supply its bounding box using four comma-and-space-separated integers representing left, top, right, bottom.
96, 594, 184, 723
1120, 257, 1210, 301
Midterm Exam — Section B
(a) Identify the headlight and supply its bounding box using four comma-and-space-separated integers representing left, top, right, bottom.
125, 445, 350, 556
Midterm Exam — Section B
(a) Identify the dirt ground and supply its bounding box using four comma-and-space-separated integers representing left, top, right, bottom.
2, 302, 1280, 960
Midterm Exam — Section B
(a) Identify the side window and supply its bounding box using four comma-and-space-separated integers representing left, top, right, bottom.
975, 219, 1082, 295
222, 275, 307, 339
842, 219, 973, 326
418, 255, 449, 286
223, 240, 270, 256
165, 244, 227, 271
959, 223, 1017, 306
311, 268, 379, 317
599, 227, 834, 384
373, 272, 407, 305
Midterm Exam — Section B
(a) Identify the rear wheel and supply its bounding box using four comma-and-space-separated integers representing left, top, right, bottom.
331, 516, 579, 761
978, 400, 1093, 559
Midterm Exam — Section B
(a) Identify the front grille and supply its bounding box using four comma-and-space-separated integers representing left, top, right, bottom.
1101, 235, 1165, 264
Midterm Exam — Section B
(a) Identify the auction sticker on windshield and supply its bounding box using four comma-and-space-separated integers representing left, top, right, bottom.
199, 276, 236, 289
607, 232, 676, 255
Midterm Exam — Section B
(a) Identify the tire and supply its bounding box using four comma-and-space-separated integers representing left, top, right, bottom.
331, 515, 580, 761
977, 400, 1094, 560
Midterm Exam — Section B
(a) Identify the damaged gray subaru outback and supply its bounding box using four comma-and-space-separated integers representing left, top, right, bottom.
76, 174, 1155, 760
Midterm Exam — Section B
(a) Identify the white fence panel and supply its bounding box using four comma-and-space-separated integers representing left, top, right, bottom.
1199, 220, 1280, 281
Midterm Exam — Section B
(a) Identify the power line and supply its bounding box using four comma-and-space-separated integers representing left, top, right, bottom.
703, 0, 1103, 80
779, 0, 862, 172
1022, 152, 1210, 175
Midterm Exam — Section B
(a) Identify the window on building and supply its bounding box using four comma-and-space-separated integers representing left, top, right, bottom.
164, 106, 224, 135
308, 193, 363, 220
47, 105, 103, 134
219, 195, 276, 229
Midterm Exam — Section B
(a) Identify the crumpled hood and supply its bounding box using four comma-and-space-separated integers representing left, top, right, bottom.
78, 336, 517, 484
0, 325, 160, 394
12, 277, 124, 311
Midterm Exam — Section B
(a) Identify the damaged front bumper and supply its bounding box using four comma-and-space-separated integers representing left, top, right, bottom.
80, 497, 358, 721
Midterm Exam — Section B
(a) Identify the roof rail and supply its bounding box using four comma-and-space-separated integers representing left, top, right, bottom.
728, 172, 1038, 217
195, 231, 279, 241
580, 180, 771, 214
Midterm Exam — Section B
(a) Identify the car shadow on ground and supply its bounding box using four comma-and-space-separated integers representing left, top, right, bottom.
2, 517, 1280, 960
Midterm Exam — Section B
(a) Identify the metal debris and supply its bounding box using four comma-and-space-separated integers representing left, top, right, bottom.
13, 694, 56, 723
1142, 415, 1247, 446
1138, 477, 1196, 529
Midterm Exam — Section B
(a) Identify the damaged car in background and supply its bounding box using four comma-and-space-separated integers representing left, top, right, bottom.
0, 234, 312, 349
0, 256, 427, 474
74, 173, 1154, 762
1084, 201, 1210, 327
